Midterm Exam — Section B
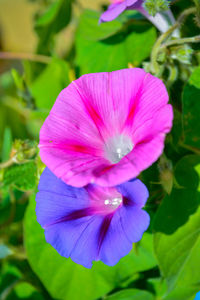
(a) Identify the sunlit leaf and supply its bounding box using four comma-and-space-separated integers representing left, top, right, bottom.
13, 282, 44, 300
78, 10, 122, 41
105, 289, 155, 300
154, 206, 200, 294
4, 161, 37, 191
153, 155, 200, 298
35, 0, 72, 49
31, 58, 70, 110
153, 155, 200, 234
1, 127, 12, 162
76, 11, 156, 74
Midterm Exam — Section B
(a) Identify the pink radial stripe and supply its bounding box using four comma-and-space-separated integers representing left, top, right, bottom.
40, 141, 102, 157
132, 104, 173, 145
39, 68, 173, 187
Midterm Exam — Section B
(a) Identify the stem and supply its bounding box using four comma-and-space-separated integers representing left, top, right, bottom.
150, 7, 197, 75
166, 64, 178, 87
151, 27, 175, 74
0, 280, 20, 300
0, 158, 14, 169
0, 52, 51, 64
176, 7, 196, 24
162, 35, 200, 48
180, 142, 200, 155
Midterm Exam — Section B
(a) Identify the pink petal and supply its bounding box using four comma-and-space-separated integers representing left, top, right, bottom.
39, 69, 173, 187
94, 134, 166, 186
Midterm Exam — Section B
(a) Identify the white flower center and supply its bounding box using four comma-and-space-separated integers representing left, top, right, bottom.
104, 134, 133, 164
104, 197, 122, 207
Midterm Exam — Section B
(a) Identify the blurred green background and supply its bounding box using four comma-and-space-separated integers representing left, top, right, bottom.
0, 0, 200, 299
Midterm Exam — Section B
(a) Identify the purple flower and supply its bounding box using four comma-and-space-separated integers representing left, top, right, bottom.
39, 69, 173, 188
100, 0, 178, 35
36, 168, 150, 268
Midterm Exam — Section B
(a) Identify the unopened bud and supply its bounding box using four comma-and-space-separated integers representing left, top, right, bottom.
144, 0, 169, 17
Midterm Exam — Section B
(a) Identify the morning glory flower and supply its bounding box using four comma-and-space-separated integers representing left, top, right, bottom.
36, 168, 150, 268
39, 68, 173, 187
100, 0, 178, 35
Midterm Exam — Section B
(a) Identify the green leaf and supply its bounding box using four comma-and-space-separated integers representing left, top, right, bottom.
105, 289, 155, 300
170, 108, 182, 148
147, 278, 167, 299
0, 263, 22, 298
13, 282, 44, 300
153, 188, 200, 234
1, 127, 12, 162
123, 233, 157, 274
0, 102, 28, 147
182, 66, 200, 148
153, 155, 200, 297
31, 58, 70, 110
34, 0, 72, 48
153, 155, 200, 234
162, 286, 198, 300
76, 12, 156, 74
154, 206, 200, 293
24, 195, 157, 300
78, 10, 122, 41
26, 111, 48, 138
4, 162, 37, 191
174, 155, 200, 190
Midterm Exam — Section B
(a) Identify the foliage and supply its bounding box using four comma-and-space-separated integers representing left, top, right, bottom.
144, 0, 169, 16
0, 0, 200, 299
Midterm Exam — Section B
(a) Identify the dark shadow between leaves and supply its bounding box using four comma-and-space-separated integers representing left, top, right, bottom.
101, 22, 154, 46
153, 155, 200, 234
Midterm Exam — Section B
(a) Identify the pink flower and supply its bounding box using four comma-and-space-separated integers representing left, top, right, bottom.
39, 68, 173, 187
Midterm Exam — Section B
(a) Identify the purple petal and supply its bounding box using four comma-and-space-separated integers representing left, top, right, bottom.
36, 168, 90, 227
44, 216, 97, 267
118, 205, 150, 243
100, 3, 126, 23
117, 178, 149, 208
98, 192, 150, 266
125, 0, 142, 7
37, 168, 88, 199
98, 209, 133, 266
36, 168, 150, 268
100, 0, 142, 23
70, 216, 103, 268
